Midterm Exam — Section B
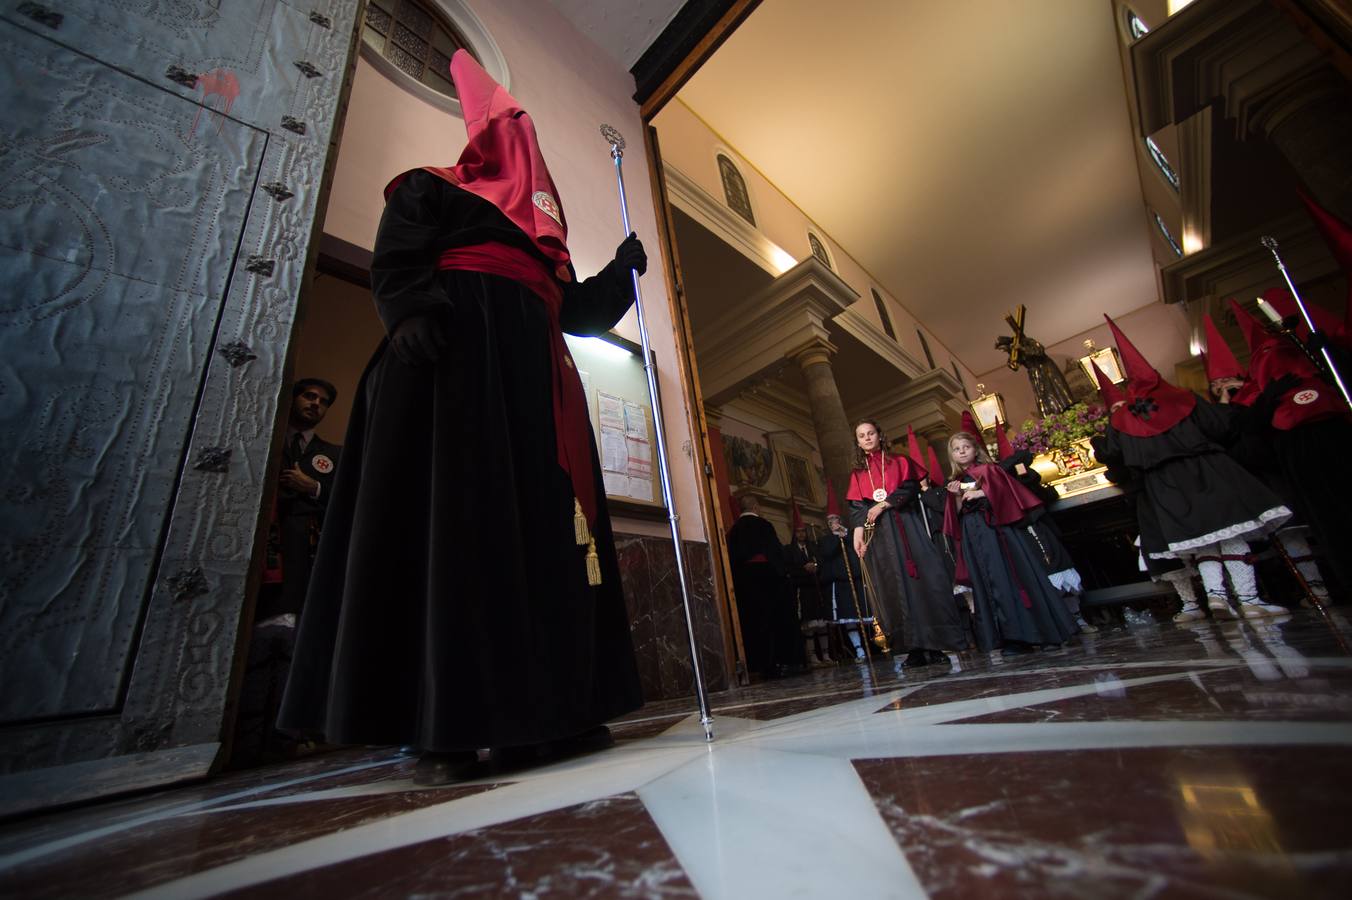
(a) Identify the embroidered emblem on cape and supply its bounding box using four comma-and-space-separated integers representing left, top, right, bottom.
311, 454, 334, 474
1293, 388, 1319, 406
1128, 397, 1158, 420
533, 190, 562, 225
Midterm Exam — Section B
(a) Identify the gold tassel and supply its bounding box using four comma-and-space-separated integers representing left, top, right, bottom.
586, 537, 602, 586
574, 497, 589, 546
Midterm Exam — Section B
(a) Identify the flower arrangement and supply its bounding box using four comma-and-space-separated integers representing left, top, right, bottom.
1011, 402, 1108, 454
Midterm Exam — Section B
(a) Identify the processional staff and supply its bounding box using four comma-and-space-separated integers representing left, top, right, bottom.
1260, 235, 1352, 412
600, 124, 714, 742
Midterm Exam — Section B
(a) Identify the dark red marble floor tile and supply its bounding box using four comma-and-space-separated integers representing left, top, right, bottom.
963, 666, 1352, 724
856, 746, 1352, 898
1, 782, 500, 899
220, 793, 697, 899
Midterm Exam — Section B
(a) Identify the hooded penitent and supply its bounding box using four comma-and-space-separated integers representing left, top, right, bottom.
1103, 315, 1196, 437
826, 478, 842, 518
791, 498, 805, 532
961, 410, 981, 438
906, 425, 925, 472
1202, 312, 1246, 388
1228, 295, 1345, 430
994, 422, 1014, 461
386, 50, 570, 281
1299, 186, 1352, 324
1092, 360, 1126, 411
384, 50, 598, 533
926, 445, 945, 483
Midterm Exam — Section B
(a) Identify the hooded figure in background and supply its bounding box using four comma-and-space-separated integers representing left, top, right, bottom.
280, 51, 646, 784
1223, 296, 1351, 598
1089, 315, 1290, 621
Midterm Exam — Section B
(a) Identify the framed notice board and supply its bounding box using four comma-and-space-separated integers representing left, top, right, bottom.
564, 331, 667, 520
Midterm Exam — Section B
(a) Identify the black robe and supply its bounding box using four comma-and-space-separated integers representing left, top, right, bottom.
817, 530, 868, 621
278, 172, 642, 751
954, 491, 1079, 651
726, 513, 798, 676
785, 540, 829, 624
1093, 401, 1289, 560
997, 451, 1079, 581
850, 480, 967, 653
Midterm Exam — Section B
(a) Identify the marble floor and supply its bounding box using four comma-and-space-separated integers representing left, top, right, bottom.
3, 610, 1352, 898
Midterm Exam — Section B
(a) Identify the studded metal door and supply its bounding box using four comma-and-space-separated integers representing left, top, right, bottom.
0, 0, 362, 812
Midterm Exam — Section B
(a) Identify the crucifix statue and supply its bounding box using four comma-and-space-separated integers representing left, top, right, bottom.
995, 305, 1075, 418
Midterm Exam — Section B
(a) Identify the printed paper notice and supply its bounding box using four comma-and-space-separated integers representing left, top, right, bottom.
598, 392, 625, 432
623, 401, 648, 440
600, 426, 627, 473
603, 471, 629, 496
625, 436, 651, 479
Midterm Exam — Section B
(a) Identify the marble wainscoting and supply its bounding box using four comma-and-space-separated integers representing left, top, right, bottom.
614, 534, 729, 701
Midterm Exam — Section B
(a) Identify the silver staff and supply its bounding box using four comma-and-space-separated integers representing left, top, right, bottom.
1261, 235, 1352, 411
600, 123, 714, 742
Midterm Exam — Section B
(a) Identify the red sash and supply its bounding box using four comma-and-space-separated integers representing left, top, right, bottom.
436, 242, 597, 528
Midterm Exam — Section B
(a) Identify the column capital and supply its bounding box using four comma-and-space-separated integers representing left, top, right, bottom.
789, 339, 838, 371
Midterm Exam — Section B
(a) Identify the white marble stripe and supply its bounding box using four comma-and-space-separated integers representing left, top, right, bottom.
886, 667, 1245, 726
126, 743, 719, 900
638, 746, 927, 900
0, 756, 405, 871
755, 720, 1352, 760
200, 779, 432, 813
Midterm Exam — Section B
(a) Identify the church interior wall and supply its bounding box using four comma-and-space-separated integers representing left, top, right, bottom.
315, 0, 707, 544
290, 273, 385, 440
650, 100, 981, 392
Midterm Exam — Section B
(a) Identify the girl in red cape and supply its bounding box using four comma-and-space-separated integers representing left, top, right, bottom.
847, 420, 968, 668
942, 432, 1079, 654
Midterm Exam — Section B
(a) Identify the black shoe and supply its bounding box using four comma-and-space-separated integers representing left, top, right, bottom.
902, 649, 930, 668
413, 750, 481, 786
492, 725, 614, 774
1001, 641, 1036, 655
926, 650, 952, 667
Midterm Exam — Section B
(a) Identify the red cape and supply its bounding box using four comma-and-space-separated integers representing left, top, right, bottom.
942, 463, 1044, 586
846, 452, 924, 501
385, 51, 572, 282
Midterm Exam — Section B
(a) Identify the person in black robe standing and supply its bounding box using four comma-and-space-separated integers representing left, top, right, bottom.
279, 51, 644, 784
726, 493, 797, 678
848, 420, 967, 668
818, 484, 872, 660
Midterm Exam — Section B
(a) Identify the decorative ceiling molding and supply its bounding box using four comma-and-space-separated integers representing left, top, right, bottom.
1158, 212, 1335, 306
831, 307, 926, 380
849, 368, 966, 446
697, 256, 857, 406
664, 163, 791, 277
1131, 0, 1325, 138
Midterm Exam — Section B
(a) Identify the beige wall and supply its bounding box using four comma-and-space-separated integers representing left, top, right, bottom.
290, 273, 384, 442
652, 99, 981, 390
319, 0, 707, 541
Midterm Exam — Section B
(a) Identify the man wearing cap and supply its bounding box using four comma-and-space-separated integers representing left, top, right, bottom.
260, 378, 341, 623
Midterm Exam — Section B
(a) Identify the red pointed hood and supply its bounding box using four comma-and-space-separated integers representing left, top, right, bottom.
1092, 361, 1125, 409
1230, 297, 1347, 429
1299, 186, 1352, 322
1203, 312, 1245, 384
791, 498, 805, 532
906, 426, 923, 468
961, 410, 981, 436
994, 422, 1014, 460
1103, 314, 1195, 437
926, 445, 945, 482
1229, 297, 1278, 356
385, 50, 571, 281
825, 479, 841, 517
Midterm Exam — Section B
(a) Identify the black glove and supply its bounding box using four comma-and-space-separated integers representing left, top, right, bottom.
614, 232, 647, 276
1252, 372, 1301, 421
390, 315, 447, 366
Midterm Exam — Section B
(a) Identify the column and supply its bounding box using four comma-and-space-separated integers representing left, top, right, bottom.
793, 341, 855, 505
1249, 71, 1352, 222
